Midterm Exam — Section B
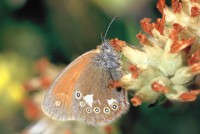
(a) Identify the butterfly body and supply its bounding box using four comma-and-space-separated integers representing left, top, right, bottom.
42, 40, 129, 125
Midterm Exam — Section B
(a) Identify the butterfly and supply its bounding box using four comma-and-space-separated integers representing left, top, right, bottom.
42, 17, 130, 125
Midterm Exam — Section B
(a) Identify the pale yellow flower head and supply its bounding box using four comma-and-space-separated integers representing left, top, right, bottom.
110, 0, 200, 106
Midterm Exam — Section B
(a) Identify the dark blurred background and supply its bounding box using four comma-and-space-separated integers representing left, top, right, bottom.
0, 0, 200, 134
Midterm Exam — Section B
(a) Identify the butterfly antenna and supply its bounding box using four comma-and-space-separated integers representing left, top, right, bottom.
103, 16, 119, 40
101, 33, 104, 43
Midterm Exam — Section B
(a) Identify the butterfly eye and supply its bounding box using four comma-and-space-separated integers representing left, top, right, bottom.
79, 101, 85, 107
86, 107, 92, 113
116, 86, 122, 92
111, 103, 118, 110
75, 91, 82, 99
103, 107, 110, 114
93, 107, 100, 113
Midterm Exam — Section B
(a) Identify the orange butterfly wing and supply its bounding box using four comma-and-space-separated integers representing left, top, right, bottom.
42, 50, 96, 120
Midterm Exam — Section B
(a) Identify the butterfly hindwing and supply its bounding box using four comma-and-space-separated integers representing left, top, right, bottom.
70, 57, 129, 125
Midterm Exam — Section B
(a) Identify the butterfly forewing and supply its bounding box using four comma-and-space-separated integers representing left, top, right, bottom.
42, 51, 96, 121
